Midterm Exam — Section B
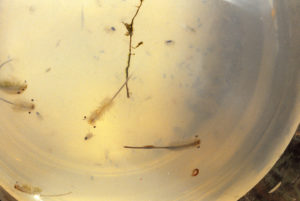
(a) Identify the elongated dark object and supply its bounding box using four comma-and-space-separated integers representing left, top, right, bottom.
124, 139, 200, 150
0, 58, 13, 70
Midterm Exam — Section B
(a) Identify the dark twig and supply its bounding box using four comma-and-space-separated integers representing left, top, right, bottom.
124, 139, 201, 150
123, 0, 144, 98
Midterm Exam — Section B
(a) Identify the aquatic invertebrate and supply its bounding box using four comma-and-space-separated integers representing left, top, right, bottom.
0, 80, 27, 94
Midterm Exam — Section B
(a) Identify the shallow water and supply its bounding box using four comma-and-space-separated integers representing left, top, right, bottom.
0, 0, 299, 201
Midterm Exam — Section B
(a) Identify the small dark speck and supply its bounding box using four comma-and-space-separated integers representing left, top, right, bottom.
90, 176, 94, 180
93, 126, 96, 128
36, 112, 43, 120
111, 26, 116, 31
165, 40, 175, 45
31, 99, 34, 102
28, 112, 31, 114
45, 67, 51, 73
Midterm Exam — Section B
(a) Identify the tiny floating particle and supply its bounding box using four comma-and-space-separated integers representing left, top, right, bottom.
29, 6, 36, 14
104, 26, 117, 33
36, 112, 43, 120
192, 168, 199, 176
84, 133, 94, 140
133, 41, 143, 49
165, 40, 175, 46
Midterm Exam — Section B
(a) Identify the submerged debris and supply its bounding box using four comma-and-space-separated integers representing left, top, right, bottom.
124, 139, 201, 150
268, 181, 281, 194
14, 182, 71, 197
122, 0, 144, 98
133, 41, 143, 49
192, 168, 199, 176
45, 67, 52, 73
0, 80, 27, 94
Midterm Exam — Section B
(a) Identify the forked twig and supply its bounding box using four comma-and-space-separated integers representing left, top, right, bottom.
123, 0, 144, 98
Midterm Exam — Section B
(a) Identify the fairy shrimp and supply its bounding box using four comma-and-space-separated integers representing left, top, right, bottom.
12, 100, 35, 112
87, 75, 132, 125
14, 182, 42, 194
0, 97, 35, 112
0, 80, 27, 94
84, 132, 94, 140
14, 182, 71, 197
